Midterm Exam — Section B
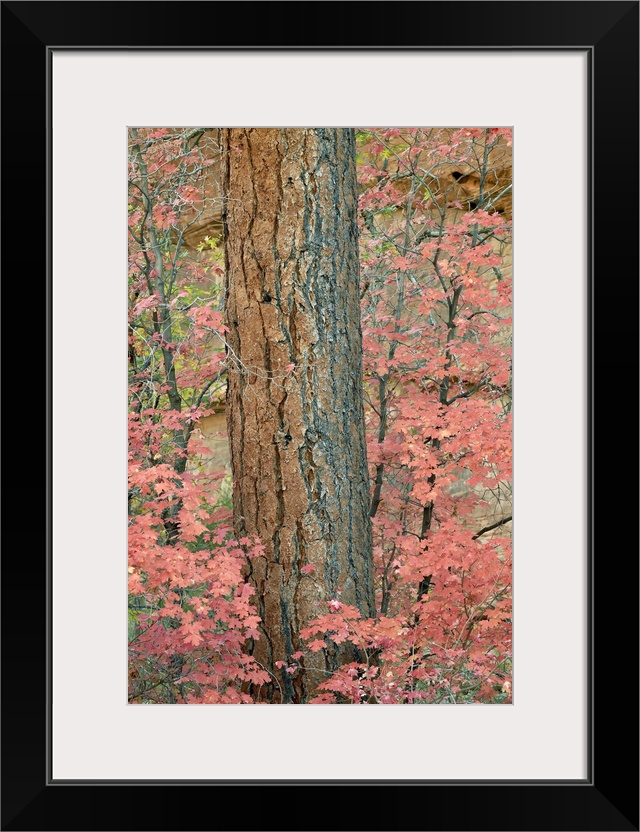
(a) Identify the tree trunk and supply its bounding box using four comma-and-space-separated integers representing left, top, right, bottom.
222, 128, 375, 703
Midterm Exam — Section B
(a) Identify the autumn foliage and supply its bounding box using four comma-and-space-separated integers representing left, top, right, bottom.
127, 128, 268, 702
128, 127, 512, 704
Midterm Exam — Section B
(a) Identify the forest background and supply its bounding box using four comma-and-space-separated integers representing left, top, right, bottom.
127, 127, 513, 705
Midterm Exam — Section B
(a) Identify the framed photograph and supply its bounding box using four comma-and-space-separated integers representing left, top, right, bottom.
2, 2, 637, 830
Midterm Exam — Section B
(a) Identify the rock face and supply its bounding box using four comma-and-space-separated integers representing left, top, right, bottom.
186, 409, 230, 475
175, 129, 225, 251
450, 165, 512, 216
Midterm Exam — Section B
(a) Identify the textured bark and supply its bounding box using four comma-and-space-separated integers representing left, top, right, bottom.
222, 128, 375, 702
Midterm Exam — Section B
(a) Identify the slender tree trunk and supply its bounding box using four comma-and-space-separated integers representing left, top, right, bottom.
222, 128, 374, 703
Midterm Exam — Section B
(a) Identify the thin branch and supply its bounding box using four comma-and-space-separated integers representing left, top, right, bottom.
472, 515, 512, 540
446, 377, 489, 406
195, 368, 227, 409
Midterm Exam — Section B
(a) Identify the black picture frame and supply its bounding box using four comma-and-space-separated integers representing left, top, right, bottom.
2, 2, 638, 830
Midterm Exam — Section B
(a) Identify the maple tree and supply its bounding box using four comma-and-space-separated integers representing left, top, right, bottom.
127, 128, 268, 703
128, 126, 512, 704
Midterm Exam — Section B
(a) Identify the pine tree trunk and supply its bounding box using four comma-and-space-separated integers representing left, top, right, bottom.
222, 128, 375, 703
